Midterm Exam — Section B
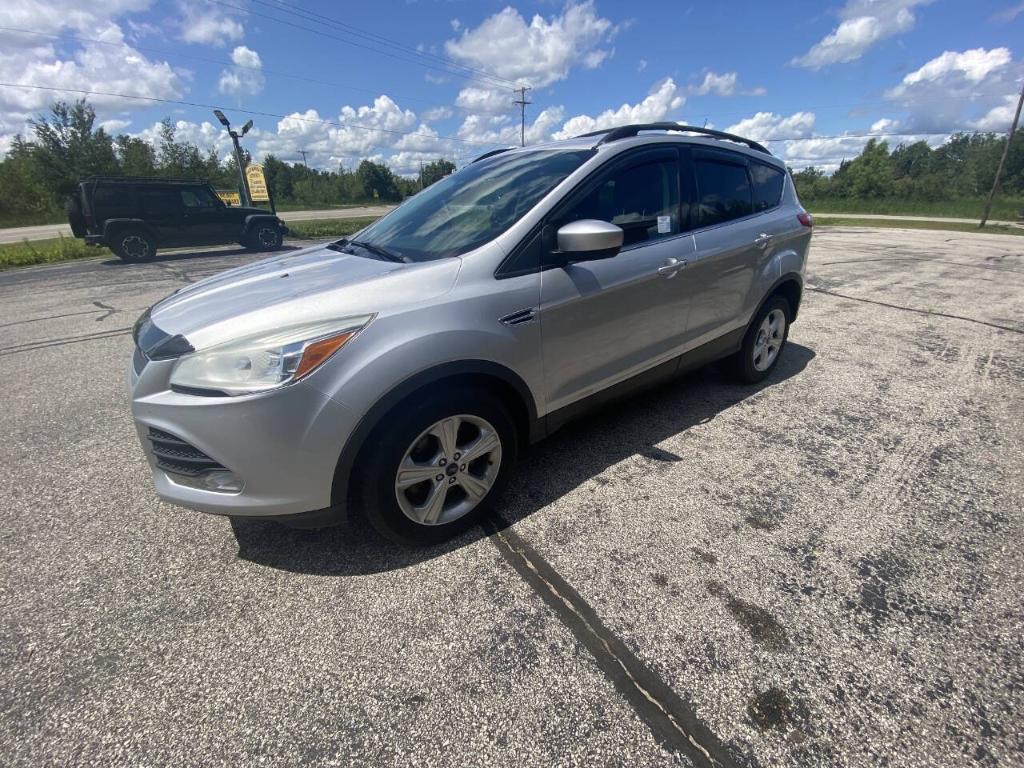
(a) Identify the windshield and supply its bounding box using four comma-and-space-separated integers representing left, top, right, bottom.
353, 149, 594, 262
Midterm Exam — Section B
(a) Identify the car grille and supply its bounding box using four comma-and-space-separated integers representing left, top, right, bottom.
147, 427, 227, 477
133, 346, 148, 374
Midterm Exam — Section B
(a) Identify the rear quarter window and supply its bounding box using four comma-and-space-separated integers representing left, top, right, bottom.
750, 163, 785, 212
92, 185, 136, 217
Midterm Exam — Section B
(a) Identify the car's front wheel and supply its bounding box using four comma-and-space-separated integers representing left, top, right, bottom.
730, 295, 791, 383
359, 389, 516, 544
111, 228, 155, 262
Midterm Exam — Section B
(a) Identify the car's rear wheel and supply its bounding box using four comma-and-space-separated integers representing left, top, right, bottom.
730, 296, 791, 383
111, 229, 155, 262
247, 224, 283, 251
359, 389, 516, 544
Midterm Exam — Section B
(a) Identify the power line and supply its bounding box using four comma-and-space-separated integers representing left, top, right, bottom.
0, 82, 504, 148
206, 0, 516, 91
250, 0, 519, 89
0, 25, 451, 109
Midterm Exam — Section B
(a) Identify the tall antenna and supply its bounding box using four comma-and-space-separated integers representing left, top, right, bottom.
513, 86, 532, 147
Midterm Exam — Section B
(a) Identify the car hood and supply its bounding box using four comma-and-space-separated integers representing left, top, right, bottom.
149, 242, 461, 349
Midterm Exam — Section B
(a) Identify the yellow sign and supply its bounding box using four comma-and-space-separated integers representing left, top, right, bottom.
245, 163, 270, 202
216, 190, 240, 206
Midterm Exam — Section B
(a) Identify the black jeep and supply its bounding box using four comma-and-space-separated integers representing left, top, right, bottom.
66, 176, 288, 262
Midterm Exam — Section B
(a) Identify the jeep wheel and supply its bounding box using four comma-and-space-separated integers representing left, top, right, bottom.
730, 296, 791, 384
359, 388, 516, 545
247, 224, 283, 252
111, 229, 155, 262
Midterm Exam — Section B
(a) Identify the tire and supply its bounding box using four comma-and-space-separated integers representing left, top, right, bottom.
110, 228, 156, 262
358, 387, 517, 545
729, 295, 791, 384
247, 223, 283, 251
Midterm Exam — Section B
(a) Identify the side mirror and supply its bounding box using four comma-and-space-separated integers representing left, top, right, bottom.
556, 219, 623, 263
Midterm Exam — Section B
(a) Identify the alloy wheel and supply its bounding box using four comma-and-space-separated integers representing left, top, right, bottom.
752, 308, 786, 372
394, 414, 502, 526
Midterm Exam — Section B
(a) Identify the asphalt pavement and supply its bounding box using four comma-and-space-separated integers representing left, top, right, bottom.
1, 228, 1022, 766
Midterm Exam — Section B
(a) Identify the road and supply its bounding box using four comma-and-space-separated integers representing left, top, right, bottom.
0, 205, 396, 244
1, 229, 1022, 766
812, 212, 1022, 226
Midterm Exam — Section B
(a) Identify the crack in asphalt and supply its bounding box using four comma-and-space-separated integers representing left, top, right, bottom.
806, 287, 1024, 334
0, 326, 133, 356
483, 515, 739, 768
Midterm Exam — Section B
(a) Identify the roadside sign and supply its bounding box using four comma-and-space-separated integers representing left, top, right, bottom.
216, 190, 241, 206
245, 164, 270, 202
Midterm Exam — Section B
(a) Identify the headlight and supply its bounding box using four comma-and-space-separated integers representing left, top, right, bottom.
169, 315, 372, 396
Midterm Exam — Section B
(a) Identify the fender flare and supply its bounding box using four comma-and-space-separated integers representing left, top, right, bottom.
102, 218, 156, 243
329, 359, 539, 511
755, 272, 804, 324
242, 214, 285, 235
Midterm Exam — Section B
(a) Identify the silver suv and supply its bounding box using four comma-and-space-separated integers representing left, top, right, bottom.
130, 123, 812, 543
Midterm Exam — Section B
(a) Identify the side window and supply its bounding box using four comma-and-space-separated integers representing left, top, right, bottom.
556, 156, 680, 248
181, 187, 219, 208
750, 163, 785, 212
140, 188, 181, 217
92, 185, 134, 217
694, 158, 752, 227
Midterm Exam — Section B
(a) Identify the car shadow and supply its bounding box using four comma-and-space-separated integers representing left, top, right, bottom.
230, 343, 816, 576
99, 245, 301, 266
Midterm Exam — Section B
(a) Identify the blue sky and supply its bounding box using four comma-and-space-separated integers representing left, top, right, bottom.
0, 0, 1022, 174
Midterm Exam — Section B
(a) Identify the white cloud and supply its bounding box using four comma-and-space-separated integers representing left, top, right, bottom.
692, 71, 737, 96
179, 1, 244, 47
793, 0, 931, 69
444, 1, 617, 88
0, 21, 185, 143
884, 47, 1022, 131
971, 94, 1021, 131
637, 59, 647, 72
725, 111, 816, 142
218, 45, 265, 97
553, 78, 683, 140
455, 86, 511, 115
422, 106, 454, 122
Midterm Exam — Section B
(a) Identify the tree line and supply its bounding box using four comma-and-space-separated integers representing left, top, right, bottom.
0, 100, 457, 223
791, 133, 1023, 203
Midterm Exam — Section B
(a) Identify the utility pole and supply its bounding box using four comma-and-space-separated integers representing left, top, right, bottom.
213, 110, 253, 207
298, 149, 309, 168
979, 80, 1024, 228
513, 86, 532, 147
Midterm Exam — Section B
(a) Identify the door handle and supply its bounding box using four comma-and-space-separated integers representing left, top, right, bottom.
754, 233, 773, 249
657, 257, 686, 278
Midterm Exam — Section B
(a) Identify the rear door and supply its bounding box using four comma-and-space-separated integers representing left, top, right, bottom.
139, 186, 185, 246
684, 149, 767, 344
538, 147, 698, 412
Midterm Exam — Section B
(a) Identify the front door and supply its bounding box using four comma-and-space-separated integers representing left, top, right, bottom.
539, 147, 697, 413
179, 186, 231, 246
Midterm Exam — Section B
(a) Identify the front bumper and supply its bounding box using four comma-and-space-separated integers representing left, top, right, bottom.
130, 352, 356, 519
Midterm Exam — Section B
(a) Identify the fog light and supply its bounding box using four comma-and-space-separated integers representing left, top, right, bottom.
170, 470, 243, 494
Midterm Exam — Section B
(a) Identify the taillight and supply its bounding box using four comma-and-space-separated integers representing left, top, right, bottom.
797, 213, 814, 228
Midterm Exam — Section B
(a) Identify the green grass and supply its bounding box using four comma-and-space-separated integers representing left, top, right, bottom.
0, 236, 111, 270
806, 196, 1024, 220
0, 209, 66, 228
285, 216, 380, 240
816, 217, 1024, 236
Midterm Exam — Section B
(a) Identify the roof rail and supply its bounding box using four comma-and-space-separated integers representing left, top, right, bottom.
576, 123, 771, 155
470, 147, 514, 164
81, 175, 210, 184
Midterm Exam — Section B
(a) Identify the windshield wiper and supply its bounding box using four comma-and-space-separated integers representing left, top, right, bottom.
349, 239, 407, 263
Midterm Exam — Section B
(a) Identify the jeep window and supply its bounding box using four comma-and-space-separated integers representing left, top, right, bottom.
92, 185, 135, 217
555, 155, 680, 247
181, 187, 221, 208
141, 188, 181, 217
695, 158, 753, 227
750, 162, 785, 212
353, 149, 593, 263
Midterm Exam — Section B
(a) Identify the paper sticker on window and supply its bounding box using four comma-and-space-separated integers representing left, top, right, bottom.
657, 215, 671, 234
